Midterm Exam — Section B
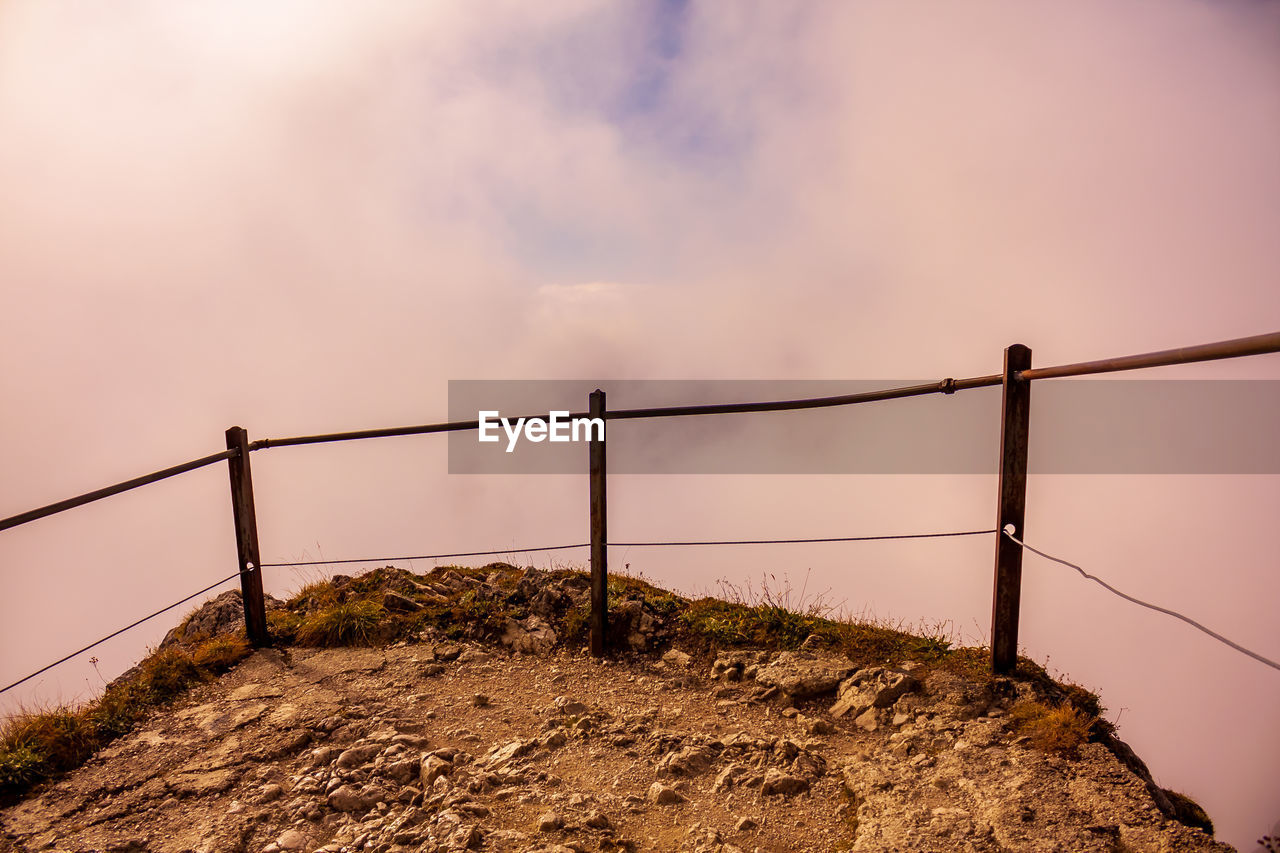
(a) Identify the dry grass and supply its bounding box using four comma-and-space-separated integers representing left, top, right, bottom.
0, 634, 252, 799
1009, 700, 1095, 756
295, 600, 385, 647
192, 635, 252, 672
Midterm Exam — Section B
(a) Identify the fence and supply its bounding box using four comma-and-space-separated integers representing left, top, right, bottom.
2, 330, 1278, 689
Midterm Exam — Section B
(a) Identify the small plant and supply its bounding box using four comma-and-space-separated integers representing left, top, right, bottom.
559, 605, 590, 644
1161, 789, 1213, 835
192, 635, 251, 672
267, 609, 303, 643
0, 743, 43, 792
1009, 700, 1094, 756
287, 580, 340, 611
1, 709, 95, 775
135, 647, 203, 701
296, 600, 384, 647
84, 683, 146, 740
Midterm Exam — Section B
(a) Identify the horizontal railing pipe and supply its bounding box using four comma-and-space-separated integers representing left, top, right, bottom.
252, 376, 1006, 449
0, 449, 237, 533
605, 376, 1003, 421
251, 421, 483, 449
1018, 331, 1280, 381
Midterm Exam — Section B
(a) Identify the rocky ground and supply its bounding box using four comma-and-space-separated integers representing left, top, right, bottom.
0, 567, 1234, 853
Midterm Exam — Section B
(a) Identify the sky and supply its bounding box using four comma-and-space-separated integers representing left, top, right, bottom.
1, 0, 1278, 848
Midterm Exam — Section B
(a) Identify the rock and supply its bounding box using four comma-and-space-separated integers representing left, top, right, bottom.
662, 648, 692, 667
584, 810, 611, 829
501, 616, 558, 654
326, 785, 372, 812
761, 769, 810, 797
854, 707, 879, 732
335, 744, 381, 769
421, 754, 454, 786
805, 717, 834, 736
170, 768, 239, 797
647, 783, 686, 805
713, 764, 747, 792
257, 783, 284, 802
736, 816, 758, 831
383, 591, 423, 613
432, 643, 462, 662
160, 589, 280, 648
537, 810, 564, 831
104, 841, 149, 853
611, 600, 657, 651
657, 745, 717, 776
830, 667, 919, 719
450, 823, 482, 848
482, 739, 534, 770
471, 693, 491, 708
753, 651, 856, 698
275, 829, 308, 850
553, 696, 590, 716
539, 729, 569, 749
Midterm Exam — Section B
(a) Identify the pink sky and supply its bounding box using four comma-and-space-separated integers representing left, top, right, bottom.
2, 2, 1278, 847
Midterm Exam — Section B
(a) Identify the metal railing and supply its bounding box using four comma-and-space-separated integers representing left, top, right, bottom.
2, 330, 1277, 676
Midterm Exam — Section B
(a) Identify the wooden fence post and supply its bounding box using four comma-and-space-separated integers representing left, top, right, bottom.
589, 390, 608, 657
991, 345, 1032, 674
226, 426, 269, 647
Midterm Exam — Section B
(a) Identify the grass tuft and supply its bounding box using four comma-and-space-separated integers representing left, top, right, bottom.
1009, 700, 1094, 756
135, 647, 203, 701
296, 600, 385, 647
192, 635, 251, 672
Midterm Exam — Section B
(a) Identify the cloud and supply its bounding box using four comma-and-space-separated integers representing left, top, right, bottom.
1, 2, 1278, 845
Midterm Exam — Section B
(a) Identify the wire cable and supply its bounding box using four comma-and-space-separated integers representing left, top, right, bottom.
0, 570, 245, 696
260, 544, 592, 567
1002, 526, 1280, 673
260, 528, 996, 567
612, 530, 996, 547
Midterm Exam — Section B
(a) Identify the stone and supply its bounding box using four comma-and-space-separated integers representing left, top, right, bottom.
584, 811, 611, 829
500, 616, 558, 654
421, 754, 454, 786
753, 651, 857, 698
326, 785, 371, 812
713, 764, 747, 792
761, 769, 810, 797
432, 643, 462, 661
257, 783, 284, 802
736, 816, 758, 831
275, 829, 307, 850
553, 696, 589, 716
170, 768, 239, 797
450, 823, 482, 848
482, 739, 534, 770
647, 783, 686, 805
806, 718, 835, 736
854, 707, 879, 732
537, 810, 564, 831
382, 591, 423, 613
335, 744, 381, 769
657, 745, 717, 776
661, 648, 692, 667
830, 667, 919, 719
